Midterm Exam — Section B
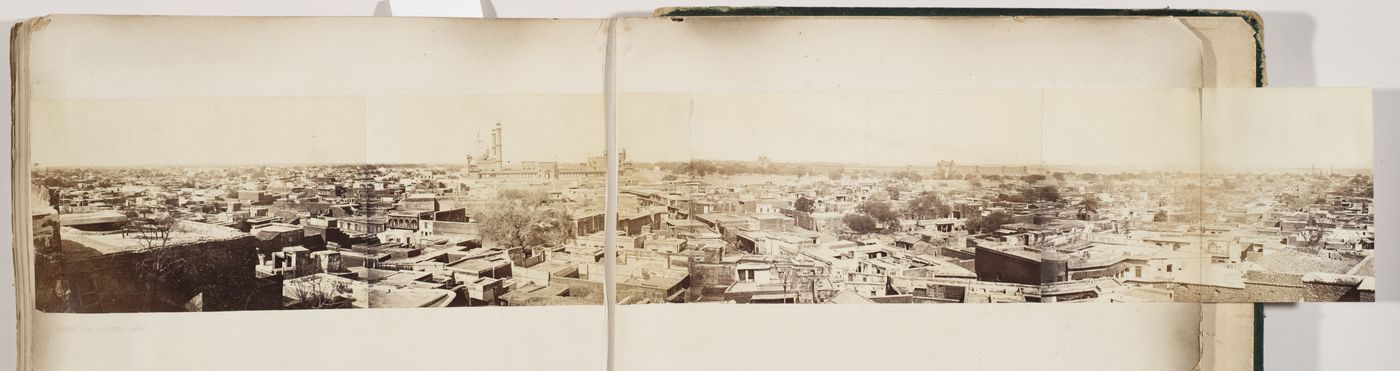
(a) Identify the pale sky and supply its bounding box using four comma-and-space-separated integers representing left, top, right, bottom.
1203, 88, 1372, 172
29, 16, 606, 100
31, 95, 603, 167
31, 97, 369, 167
25, 16, 607, 167
24, 17, 1369, 171
615, 16, 1212, 169
622, 89, 1201, 169
621, 88, 1371, 172
364, 95, 604, 165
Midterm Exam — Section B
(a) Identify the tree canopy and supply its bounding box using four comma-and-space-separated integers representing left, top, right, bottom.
966, 211, 1014, 234
478, 190, 574, 248
842, 214, 879, 234
794, 196, 815, 213
905, 191, 952, 220
856, 200, 900, 228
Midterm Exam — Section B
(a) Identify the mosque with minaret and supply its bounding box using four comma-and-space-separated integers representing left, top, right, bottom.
465, 123, 621, 180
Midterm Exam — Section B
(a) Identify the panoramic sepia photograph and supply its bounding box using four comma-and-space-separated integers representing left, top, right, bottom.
18, 16, 613, 313
616, 88, 1374, 304
27, 94, 609, 312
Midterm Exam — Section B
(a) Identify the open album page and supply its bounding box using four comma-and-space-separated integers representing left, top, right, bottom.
15, 15, 609, 371
612, 15, 1287, 371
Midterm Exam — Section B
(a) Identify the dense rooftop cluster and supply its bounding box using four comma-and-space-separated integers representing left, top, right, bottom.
32, 163, 613, 311
614, 159, 1375, 303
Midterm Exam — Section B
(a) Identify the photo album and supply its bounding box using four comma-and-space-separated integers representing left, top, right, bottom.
9, 9, 1373, 371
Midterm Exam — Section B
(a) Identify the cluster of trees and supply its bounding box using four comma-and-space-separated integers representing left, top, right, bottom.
981, 171, 1175, 183
678, 160, 720, 177
1334, 174, 1374, 198
828, 169, 845, 181
839, 191, 955, 235
651, 160, 819, 178
1029, 186, 1061, 202
841, 214, 879, 234
905, 191, 952, 220
794, 196, 816, 213
857, 200, 901, 228
994, 185, 1061, 203
478, 190, 575, 248
985, 172, 1066, 184
840, 200, 900, 234
965, 211, 1014, 234
885, 186, 902, 200
649, 160, 960, 183
983, 173, 1082, 183
890, 170, 924, 182
36, 176, 80, 189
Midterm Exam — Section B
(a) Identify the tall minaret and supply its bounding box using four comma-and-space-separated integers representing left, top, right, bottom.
491, 122, 504, 170
466, 130, 481, 170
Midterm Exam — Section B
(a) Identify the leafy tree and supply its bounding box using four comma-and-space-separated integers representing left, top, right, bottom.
842, 214, 879, 234
905, 191, 951, 220
1076, 197, 1100, 220
1015, 186, 1060, 203
857, 200, 900, 228
478, 190, 575, 248
794, 196, 815, 213
1341, 174, 1374, 198
892, 170, 924, 182
885, 186, 902, 200
1021, 174, 1047, 184
828, 169, 845, 181
682, 160, 718, 177
1034, 186, 1061, 202
966, 211, 1014, 234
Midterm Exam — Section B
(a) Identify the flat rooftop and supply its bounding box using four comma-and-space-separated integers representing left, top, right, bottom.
367, 287, 454, 308
59, 210, 129, 225
252, 223, 301, 234
447, 256, 511, 272
979, 245, 1043, 262
61, 220, 248, 256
